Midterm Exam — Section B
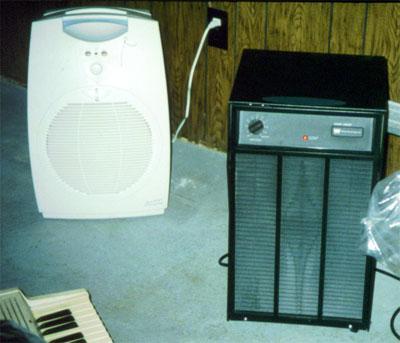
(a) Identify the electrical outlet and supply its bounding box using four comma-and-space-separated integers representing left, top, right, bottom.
388, 100, 400, 136
207, 8, 228, 50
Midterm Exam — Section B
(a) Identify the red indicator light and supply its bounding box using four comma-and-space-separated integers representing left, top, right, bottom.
303, 135, 309, 141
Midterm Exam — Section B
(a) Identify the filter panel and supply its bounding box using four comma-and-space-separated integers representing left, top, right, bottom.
230, 151, 377, 328
323, 159, 373, 319
234, 153, 277, 313
279, 157, 324, 316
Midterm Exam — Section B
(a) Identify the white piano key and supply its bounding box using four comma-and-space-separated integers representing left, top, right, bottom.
29, 290, 112, 343
0, 288, 112, 343
37, 313, 110, 342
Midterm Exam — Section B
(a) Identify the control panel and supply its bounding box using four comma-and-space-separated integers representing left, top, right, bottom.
238, 110, 374, 152
83, 48, 110, 77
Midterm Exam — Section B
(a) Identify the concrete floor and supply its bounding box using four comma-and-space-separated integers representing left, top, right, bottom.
1, 79, 399, 342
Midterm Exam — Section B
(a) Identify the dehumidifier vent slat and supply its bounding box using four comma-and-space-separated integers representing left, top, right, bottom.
323, 159, 373, 319
234, 153, 277, 313
279, 156, 324, 316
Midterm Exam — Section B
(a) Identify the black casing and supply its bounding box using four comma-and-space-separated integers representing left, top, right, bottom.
227, 50, 388, 331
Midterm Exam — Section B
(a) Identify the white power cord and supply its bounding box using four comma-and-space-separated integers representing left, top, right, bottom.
172, 17, 222, 142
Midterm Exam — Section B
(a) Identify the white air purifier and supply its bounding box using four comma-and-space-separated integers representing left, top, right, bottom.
28, 7, 170, 219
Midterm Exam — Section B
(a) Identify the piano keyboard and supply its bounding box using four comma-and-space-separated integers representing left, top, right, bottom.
0, 288, 113, 343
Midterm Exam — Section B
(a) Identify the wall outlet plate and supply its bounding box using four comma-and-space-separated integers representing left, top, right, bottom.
388, 100, 400, 136
207, 7, 228, 50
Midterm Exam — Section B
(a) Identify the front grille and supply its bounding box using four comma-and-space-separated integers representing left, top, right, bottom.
47, 102, 153, 195
232, 153, 374, 325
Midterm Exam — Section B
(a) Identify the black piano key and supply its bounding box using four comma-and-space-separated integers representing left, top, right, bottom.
42, 321, 78, 335
49, 332, 84, 343
38, 315, 75, 329
70, 340, 86, 343
36, 309, 72, 323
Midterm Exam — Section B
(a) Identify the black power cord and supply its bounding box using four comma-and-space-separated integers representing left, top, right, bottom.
375, 268, 400, 340
218, 253, 229, 267
390, 307, 400, 341
376, 268, 400, 282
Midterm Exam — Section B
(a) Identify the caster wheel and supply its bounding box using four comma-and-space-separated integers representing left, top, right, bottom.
349, 324, 358, 333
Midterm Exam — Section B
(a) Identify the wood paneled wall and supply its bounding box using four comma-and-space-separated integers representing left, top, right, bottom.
1, 1, 399, 173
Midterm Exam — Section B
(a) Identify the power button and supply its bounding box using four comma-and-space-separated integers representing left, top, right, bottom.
90, 63, 103, 75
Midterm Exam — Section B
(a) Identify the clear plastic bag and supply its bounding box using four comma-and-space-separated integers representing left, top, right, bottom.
361, 171, 400, 277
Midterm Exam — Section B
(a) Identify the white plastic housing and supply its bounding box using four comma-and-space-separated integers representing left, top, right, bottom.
28, 8, 170, 219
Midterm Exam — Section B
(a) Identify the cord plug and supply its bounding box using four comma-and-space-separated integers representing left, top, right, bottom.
207, 8, 228, 50
209, 17, 222, 30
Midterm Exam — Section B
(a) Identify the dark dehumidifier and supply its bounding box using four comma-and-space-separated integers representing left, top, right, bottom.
227, 50, 388, 331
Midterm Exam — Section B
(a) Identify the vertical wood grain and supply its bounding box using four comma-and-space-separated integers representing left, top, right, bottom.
153, 2, 207, 142
365, 4, 400, 174
177, 3, 207, 143
205, 2, 236, 150
365, 4, 400, 102
266, 3, 331, 53
125, 1, 152, 11
1, 1, 400, 159
235, 2, 266, 73
76, 0, 125, 6
329, 3, 366, 54
0, 2, 31, 84
387, 136, 400, 175
152, 2, 183, 133
0, 1, 69, 85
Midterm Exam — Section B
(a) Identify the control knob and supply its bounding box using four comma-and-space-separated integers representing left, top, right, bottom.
90, 63, 103, 75
248, 119, 264, 135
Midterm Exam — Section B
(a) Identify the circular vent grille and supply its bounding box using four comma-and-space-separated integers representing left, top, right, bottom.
46, 102, 153, 194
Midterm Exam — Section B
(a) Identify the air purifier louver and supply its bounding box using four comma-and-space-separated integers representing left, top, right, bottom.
227, 50, 388, 331
28, 7, 170, 219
